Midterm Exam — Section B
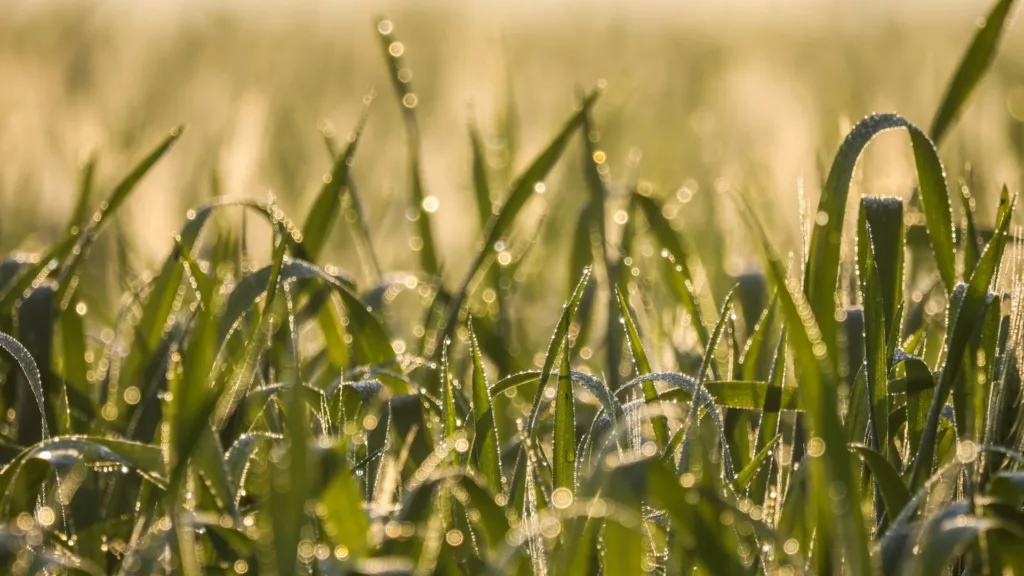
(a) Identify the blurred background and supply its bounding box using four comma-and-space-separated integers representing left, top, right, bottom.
1, 0, 1022, 316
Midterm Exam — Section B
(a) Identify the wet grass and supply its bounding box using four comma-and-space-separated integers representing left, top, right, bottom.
0, 0, 1023, 574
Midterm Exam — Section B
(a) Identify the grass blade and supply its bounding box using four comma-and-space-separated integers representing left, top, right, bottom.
376, 19, 439, 276
930, 0, 1019, 143
553, 332, 576, 492
858, 198, 892, 455
616, 285, 669, 449
56, 126, 185, 309
735, 193, 871, 574
299, 106, 369, 262
525, 267, 592, 436
851, 443, 911, 525
805, 115, 955, 358
909, 188, 1016, 490
468, 319, 502, 495
440, 92, 599, 352
0, 331, 49, 441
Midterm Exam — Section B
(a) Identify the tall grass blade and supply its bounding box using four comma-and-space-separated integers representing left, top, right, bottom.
909, 188, 1016, 490
300, 107, 368, 262
930, 0, 1019, 144
468, 319, 503, 494
376, 19, 439, 276
735, 193, 872, 574
616, 286, 669, 449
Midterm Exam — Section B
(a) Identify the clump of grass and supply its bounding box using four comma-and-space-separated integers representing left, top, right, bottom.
0, 1, 1021, 574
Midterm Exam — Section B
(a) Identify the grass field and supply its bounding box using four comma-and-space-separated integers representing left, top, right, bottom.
0, 0, 1023, 574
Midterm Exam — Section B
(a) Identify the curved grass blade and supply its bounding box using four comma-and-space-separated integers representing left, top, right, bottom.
218, 258, 400, 391
0, 331, 49, 441
680, 285, 738, 472
805, 115, 955, 358
930, 0, 1019, 144
850, 443, 911, 524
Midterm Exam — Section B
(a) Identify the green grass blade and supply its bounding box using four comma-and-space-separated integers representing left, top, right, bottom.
468, 319, 502, 494
858, 199, 891, 455
300, 108, 368, 262
321, 453, 370, 560
469, 119, 493, 230
376, 19, 439, 276
930, 0, 1019, 144
441, 92, 599, 351
56, 126, 184, 309
959, 180, 982, 278
0, 331, 49, 441
17, 285, 58, 441
526, 266, 592, 436
553, 331, 576, 492
440, 342, 458, 444
70, 155, 96, 231
633, 191, 713, 354
0, 234, 78, 312
736, 193, 872, 574
909, 188, 1016, 490
894, 351, 935, 463
806, 115, 955, 358
851, 443, 911, 525
616, 285, 669, 449
863, 197, 905, 338
733, 433, 781, 492
268, 285, 311, 576
740, 294, 778, 382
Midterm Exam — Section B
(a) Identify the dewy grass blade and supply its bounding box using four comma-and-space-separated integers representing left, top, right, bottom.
680, 286, 737, 473
376, 19, 439, 276
858, 199, 891, 456
805, 115, 955, 358
553, 332, 576, 492
930, 0, 1019, 144
439, 91, 599, 353
909, 189, 1017, 491
526, 266, 592, 437
863, 197, 906, 339
300, 105, 369, 262
56, 126, 185, 310
616, 286, 669, 449
0, 331, 49, 441
850, 443, 911, 527
735, 193, 872, 574
959, 180, 982, 278
468, 319, 502, 495
633, 191, 713, 354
